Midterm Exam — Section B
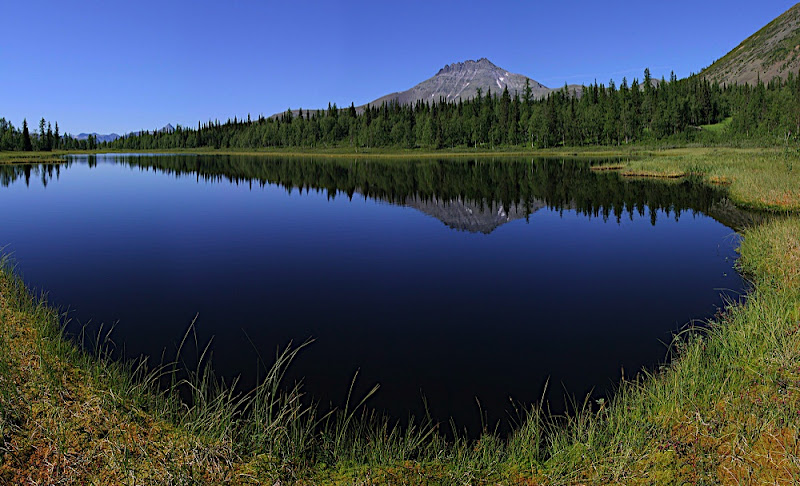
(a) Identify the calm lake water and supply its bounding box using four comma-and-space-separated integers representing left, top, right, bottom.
0, 154, 747, 432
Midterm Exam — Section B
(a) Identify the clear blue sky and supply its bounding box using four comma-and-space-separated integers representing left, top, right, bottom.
2, 1, 796, 135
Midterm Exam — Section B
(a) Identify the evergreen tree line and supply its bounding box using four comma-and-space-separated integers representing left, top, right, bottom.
0, 117, 99, 151
108, 70, 800, 151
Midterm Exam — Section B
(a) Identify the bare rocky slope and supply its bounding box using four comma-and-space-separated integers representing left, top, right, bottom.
272, 59, 582, 118
701, 3, 800, 85
368, 58, 558, 106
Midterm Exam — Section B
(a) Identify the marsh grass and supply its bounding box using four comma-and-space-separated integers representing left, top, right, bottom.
0, 151, 67, 164
617, 147, 800, 211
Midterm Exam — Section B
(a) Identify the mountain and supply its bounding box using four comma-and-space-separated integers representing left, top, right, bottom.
272, 58, 582, 118
131, 123, 175, 136
701, 3, 800, 85
75, 132, 121, 143
75, 124, 174, 143
368, 58, 559, 107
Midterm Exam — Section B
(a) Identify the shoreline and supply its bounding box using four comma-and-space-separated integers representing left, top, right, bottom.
0, 147, 798, 483
0, 144, 783, 162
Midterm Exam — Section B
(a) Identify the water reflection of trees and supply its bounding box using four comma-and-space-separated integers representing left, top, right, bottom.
1, 155, 731, 226
0, 163, 62, 188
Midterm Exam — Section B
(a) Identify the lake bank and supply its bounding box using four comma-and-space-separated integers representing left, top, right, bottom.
0, 144, 786, 162
0, 148, 798, 483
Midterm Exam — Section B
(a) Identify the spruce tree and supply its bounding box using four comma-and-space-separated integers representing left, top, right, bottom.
22, 119, 32, 151
523, 78, 532, 106
39, 118, 46, 151
46, 122, 53, 151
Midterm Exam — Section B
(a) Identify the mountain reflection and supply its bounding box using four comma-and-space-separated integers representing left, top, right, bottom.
1, 155, 758, 231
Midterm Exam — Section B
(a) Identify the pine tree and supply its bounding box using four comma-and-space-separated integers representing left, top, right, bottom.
523, 78, 532, 106
38, 118, 46, 151
54, 122, 60, 150
46, 122, 53, 151
22, 119, 32, 151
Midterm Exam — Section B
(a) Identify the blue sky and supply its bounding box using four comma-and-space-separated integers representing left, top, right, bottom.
2, 1, 796, 135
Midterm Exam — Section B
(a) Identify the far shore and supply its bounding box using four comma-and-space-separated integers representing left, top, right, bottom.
0, 144, 783, 164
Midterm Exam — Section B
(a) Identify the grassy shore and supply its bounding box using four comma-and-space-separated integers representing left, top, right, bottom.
0, 151, 70, 164
606, 147, 800, 212
0, 147, 799, 484
1, 146, 640, 164
0, 143, 776, 162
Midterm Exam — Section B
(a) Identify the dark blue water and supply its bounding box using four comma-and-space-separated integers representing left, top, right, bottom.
0, 155, 746, 432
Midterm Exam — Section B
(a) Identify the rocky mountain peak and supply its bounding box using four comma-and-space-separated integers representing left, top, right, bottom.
369, 58, 552, 107
437, 58, 498, 76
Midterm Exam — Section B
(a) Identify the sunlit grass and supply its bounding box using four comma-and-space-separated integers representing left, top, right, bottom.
617, 147, 800, 211
700, 116, 733, 134
0, 151, 67, 164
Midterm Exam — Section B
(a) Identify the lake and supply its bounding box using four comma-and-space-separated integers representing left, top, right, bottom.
0, 154, 747, 432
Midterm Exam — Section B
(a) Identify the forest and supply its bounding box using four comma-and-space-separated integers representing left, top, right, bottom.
106, 70, 800, 150
0, 117, 99, 152
3, 70, 799, 153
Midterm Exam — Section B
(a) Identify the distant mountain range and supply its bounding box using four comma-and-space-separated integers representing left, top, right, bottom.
75, 123, 175, 143
701, 3, 800, 85
75, 132, 121, 143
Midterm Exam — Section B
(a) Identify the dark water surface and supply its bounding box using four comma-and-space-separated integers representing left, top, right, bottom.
0, 155, 746, 432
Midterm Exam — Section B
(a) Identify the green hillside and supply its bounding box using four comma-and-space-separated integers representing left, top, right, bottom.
702, 3, 800, 85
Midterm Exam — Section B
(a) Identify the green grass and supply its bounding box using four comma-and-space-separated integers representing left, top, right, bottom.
0, 137, 786, 163
589, 147, 799, 212
700, 117, 732, 134
0, 139, 770, 163
1, 148, 799, 483
0, 151, 69, 164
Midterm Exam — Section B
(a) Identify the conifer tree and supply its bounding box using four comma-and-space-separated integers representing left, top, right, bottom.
22, 119, 32, 151
46, 122, 53, 151
38, 118, 46, 150
523, 78, 532, 106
